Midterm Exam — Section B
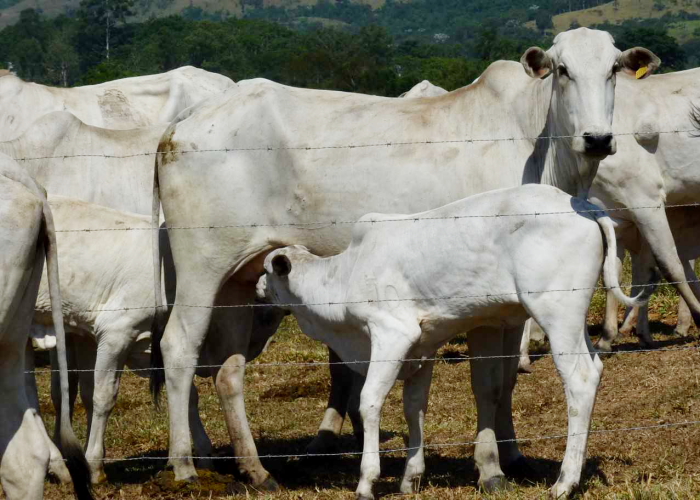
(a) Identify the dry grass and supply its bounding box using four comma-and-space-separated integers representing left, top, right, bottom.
550, 0, 700, 33
8, 261, 699, 500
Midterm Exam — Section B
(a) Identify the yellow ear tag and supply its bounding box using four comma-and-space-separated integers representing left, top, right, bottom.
636, 66, 649, 79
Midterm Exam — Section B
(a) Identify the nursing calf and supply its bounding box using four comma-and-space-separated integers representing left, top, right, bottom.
259, 185, 649, 499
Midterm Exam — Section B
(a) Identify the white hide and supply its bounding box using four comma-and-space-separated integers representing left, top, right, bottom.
0, 66, 235, 141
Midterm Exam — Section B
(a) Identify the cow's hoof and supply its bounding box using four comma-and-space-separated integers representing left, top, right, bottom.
518, 362, 533, 374
550, 482, 575, 499
480, 475, 511, 493
306, 430, 339, 455
90, 470, 108, 485
503, 456, 538, 480
674, 328, 691, 337
355, 494, 374, 500
594, 340, 612, 353
256, 476, 280, 492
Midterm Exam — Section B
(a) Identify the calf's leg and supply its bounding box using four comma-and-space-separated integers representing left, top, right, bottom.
399, 360, 434, 494
498, 325, 527, 472
356, 321, 419, 500
466, 326, 509, 492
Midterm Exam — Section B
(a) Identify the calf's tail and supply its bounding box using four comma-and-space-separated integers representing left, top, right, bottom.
150, 149, 166, 407
594, 211, 652, 308
42, 202, 94, 500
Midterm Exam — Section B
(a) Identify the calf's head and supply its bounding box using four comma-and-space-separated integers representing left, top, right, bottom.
521, 28, 659, 158
257, 246, 316, 307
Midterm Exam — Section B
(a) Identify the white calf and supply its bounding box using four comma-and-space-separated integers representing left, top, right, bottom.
259, 185, 649, 499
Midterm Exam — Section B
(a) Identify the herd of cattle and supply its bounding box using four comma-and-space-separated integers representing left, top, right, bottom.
1, 26, 699, 500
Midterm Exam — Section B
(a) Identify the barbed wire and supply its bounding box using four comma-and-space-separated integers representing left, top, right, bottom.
51, 201, 700, 233
27, 340, 700, 375
87, 419, 700, 463
30, 277, 700, 316
10, 128, 699, 163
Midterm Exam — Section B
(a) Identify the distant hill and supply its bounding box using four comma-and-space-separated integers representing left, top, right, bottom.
551, 0, 700, 32
0, 0, 387, 28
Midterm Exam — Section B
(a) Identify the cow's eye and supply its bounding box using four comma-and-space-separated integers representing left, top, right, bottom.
558, 65, 570, 79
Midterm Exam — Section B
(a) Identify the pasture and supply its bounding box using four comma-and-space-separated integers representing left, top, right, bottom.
24, 279, 700, 500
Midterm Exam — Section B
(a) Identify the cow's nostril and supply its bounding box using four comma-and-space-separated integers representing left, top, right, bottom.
583, 133, 613, 150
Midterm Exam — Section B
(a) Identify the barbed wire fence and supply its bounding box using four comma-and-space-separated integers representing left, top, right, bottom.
22, 125, 700, 466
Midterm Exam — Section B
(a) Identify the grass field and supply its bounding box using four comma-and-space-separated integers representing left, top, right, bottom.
550, 0, 700, 33
9, 272, 699, 500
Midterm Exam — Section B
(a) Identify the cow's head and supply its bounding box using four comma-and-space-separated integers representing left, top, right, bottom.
257, 245, 316, 308
521, 28, 659, 158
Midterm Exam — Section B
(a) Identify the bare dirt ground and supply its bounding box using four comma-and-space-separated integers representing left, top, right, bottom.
9, 279, 700, 500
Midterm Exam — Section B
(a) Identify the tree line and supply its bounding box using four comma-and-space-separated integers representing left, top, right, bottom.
0, 0, 693, 95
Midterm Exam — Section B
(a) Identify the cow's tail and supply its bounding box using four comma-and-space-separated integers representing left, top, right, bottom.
593, 211, 652, 308
42, 201, 94, 500
150, 149, 166, 407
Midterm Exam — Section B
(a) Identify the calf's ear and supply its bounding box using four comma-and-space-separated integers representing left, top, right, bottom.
272, 254, 292, 277
618, 48, 661, 79
521, 47, 553, 79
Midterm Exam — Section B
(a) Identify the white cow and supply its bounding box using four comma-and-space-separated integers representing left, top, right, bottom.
151, 28, 659, 488
399, 80, 448, 98
0, 154, 92, 500
0, 66, 234, 141
257, 184, 648, 499
31, 196, 285, 484
590, 68, 700, 351
0, 111, 167, 216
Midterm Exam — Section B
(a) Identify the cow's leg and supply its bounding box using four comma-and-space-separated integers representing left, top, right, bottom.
75, 338, 96, 439
24, 342, 72, 483
84, 328, 132, 484
498, 324, 526, 472
159, 270, 221, 482
619, 304, 639, 336
518, 319, 533, 373
676, 296, 693, 336
189, 380, 215, 469
597, 243, 625, 352
207, 281, 277, 488
533, 309, 602, 499
347, 369, 365, 446
676, 259, 697, 337
356, 321, 420, 500
466, 326, 509, 492
635, 209, 700, 326
0, 348, 50, 500
50, 339, 79, 444
399, 360, 434, 494
307, 348, 355, 454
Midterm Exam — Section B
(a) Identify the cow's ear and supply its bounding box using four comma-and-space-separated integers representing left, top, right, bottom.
272, 254, 292, 277
521, 47, 553, 79
618, 48, 660, 79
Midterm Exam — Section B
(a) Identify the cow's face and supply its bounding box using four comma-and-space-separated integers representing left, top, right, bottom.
257, 246, 314, 308
521, 28, 659, 159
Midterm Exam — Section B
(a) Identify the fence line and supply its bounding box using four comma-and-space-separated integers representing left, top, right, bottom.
30, 278, 700, 316
27, 343, 700, 375
50, 201, 700, 233
89, 419, 700, 463
11, 128, 699, 163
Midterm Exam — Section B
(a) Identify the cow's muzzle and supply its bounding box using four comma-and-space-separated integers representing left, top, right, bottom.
582, 132, 616, 157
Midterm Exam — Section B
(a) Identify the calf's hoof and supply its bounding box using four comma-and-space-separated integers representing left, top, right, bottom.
674, 327, 691, 337
355, 494, 374, 500
400, 475, 422, 494
480, 475, 511, 493
594, 339, 612, 353
256, 475, 280, 492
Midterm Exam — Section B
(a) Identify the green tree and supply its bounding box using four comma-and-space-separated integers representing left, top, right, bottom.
78, 0, 135, 60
